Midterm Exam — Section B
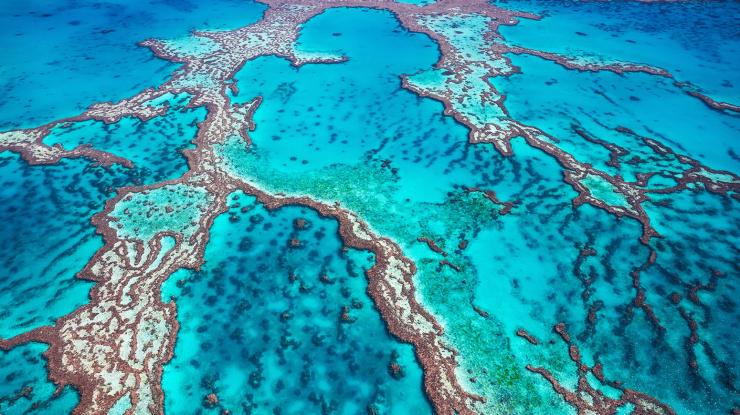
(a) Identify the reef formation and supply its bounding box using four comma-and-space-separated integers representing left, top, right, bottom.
0, 1, 737, 414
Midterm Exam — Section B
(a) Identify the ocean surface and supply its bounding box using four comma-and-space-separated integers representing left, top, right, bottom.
1, 1, 738, 414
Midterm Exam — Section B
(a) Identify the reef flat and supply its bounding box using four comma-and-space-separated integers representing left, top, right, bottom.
0, 1, 738, 414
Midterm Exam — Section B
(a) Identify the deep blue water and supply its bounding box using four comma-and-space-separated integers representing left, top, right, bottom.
0, 153, 131, 413
44, 93, 205, 185
0, 154, 130, 340
0, 343, 78, 413
0, 0, 265, 129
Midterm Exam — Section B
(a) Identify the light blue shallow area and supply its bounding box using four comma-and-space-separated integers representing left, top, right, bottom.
393, 0, 435, 5
498, 0, 740, 102
229, 7, 509, 207
497, 53, 740, 173
161, 194, 432, 414
230, 7, 442, 174
0, 0, 266, 129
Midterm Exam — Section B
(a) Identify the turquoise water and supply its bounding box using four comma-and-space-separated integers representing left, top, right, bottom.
498, 0, 740, 102
0, 1, 738, 414
487, 2, 740, 413
219, 7, 571, 412
497, 53, 740, 176
395, 0, 436, 5
218, 4, 739, 414
0, 0, 265, 129
496, 1, 740, 173
161, 194, 432, 414
0, 91, 202, 341
229, 8, 441, 173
